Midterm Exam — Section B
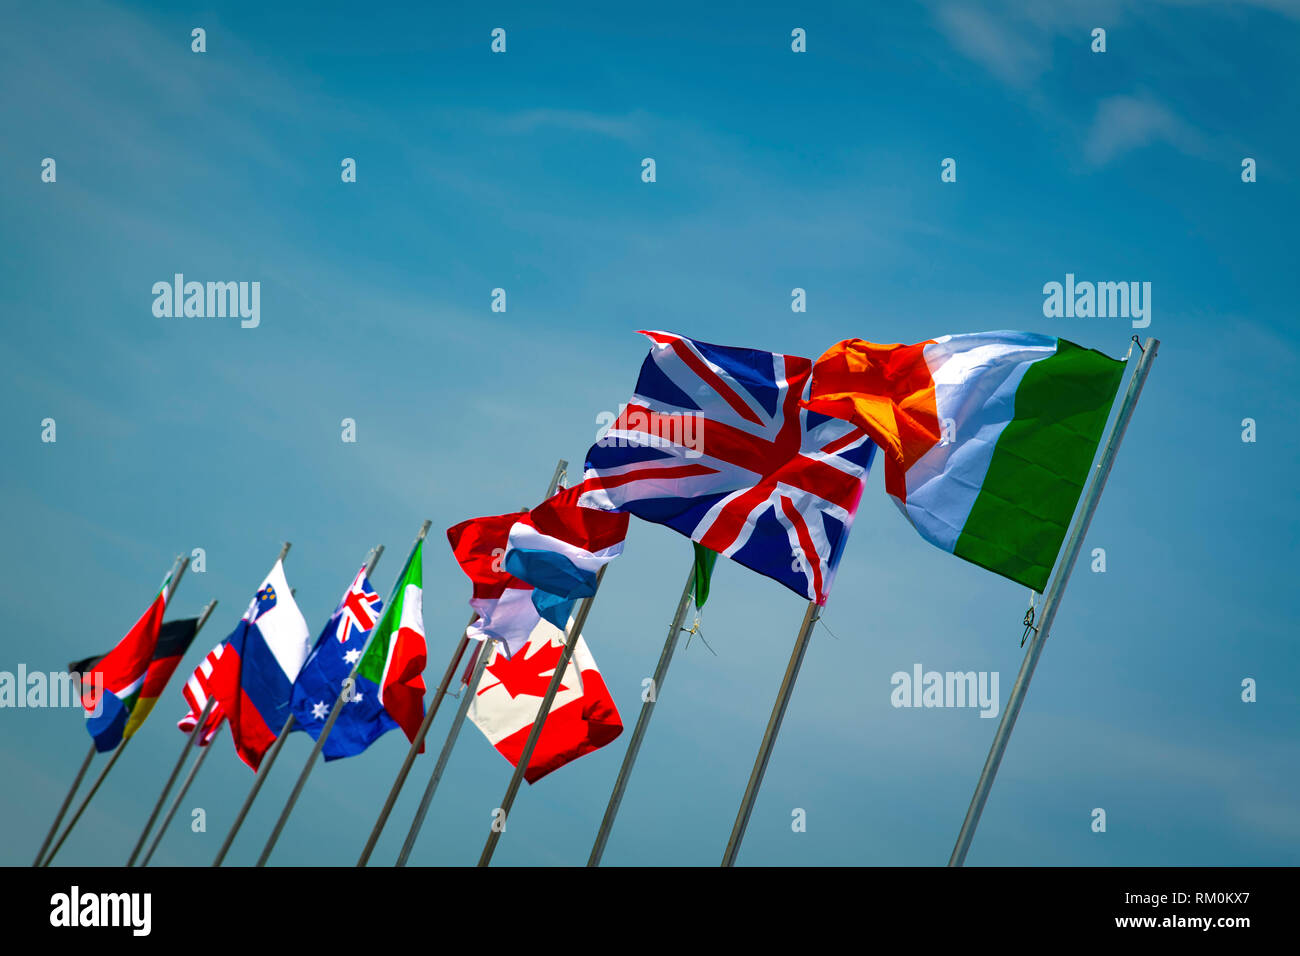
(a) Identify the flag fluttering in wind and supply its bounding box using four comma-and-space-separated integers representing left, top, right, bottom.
209, 560, 311, 770
504, 484, 629, 627
177, 641, 226, 746
580, 330, 876, 605
692, 543, 718, 609
448, 511, 543, 659
121, 617, 199, 740
78, 575, 172, 752
289, 567, 392, 760
801, 331, 1126, 591
355, 542, 428, 747
468, 616, 622, 784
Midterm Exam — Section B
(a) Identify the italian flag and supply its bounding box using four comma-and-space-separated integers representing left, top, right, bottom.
358, 541, 427, 745
802, 331, 1126, 591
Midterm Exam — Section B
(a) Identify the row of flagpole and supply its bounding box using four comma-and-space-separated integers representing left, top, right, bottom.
35, 336, 1157, 867
34, 553, 194, 867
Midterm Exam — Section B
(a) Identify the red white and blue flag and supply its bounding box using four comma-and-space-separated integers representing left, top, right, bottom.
579, 331, 876, 605
503, 485, 629, 627
448, 511, 541, 659
177, 641, 226, 746
208, 560, 311, 770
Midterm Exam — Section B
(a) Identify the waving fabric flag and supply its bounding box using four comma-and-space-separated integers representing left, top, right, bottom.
448, 512, 541, 659
504, 484, 629, 627
801, 331, 1125, 591
121, 617, 199, 741
289, 568, 393, 760
581, 330, 876, 605
356, 542, 427, 746
468, 616, 622, 784
79, 578, 170, 752
177, 641, 226, 746
209, 560, 311, 770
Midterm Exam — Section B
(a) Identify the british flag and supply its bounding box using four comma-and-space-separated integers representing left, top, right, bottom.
579, 331, 876, 605
337, 579, 381, 643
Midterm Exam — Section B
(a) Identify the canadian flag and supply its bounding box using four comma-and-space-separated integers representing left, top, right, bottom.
468, 617, 622, 784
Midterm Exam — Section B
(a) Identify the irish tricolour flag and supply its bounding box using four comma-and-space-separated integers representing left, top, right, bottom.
802, 331, 1126, 591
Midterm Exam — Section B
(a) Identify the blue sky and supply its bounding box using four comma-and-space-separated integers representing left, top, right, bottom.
2, 0, 1298, 867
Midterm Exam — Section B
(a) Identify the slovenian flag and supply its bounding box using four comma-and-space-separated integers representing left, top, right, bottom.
78, 575, 172, 752
289, 567, 394, 760
468, 615, 622, 783
504, 484, 629, 627
209, 560, 311, 770
802, 331, 1126, 591
448, 511, 546, 659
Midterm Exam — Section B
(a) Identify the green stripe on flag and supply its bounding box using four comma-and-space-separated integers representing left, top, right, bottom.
692, 543, 718, 608
359, 541, 423, 684
953, 339, 1125, 592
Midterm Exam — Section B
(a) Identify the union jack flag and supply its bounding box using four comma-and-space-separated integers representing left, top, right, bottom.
337, 577, 381, 644
580, 330, 876, 605
177, 641, 226, 746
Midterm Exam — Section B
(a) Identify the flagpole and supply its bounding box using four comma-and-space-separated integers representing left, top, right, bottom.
477, 566, 607, 867
253, 532, 423, 867
130, 697, 214, 865
721, 599, 819, 867
358, 457, 569, 866
394, 638, 492, 867
125, 598, 220, 865
948, 336, 1159, 866
31, 745, 94, 866
139, 721, 225, 866
36, 553, 190, 867
211, 541, 294, 867
587, 565, 695, 866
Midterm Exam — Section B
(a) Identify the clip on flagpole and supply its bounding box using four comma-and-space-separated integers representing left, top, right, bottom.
359, 458, 568, 867
948, 337, 1159, 867
588, 562, 697, 866
37, 554, 191, 867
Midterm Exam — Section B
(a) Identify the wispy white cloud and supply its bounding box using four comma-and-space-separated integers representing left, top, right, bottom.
1084, 92, 1205, 165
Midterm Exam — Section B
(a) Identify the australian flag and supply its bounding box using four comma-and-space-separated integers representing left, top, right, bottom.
289, 567, 395, 760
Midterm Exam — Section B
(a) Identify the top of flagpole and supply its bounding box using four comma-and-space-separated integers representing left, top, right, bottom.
364, 544, 385, 578
276, 541, 291, 565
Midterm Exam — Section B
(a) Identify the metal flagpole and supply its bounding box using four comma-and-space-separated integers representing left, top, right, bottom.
39, 744, 128, 866
477, 567, 607, 867
210, 541, 293, 866
395, 638, 492, 867
721, 599, 819, 867
588, 565, 696, 866
139, 722, 225, 866
32, 746, 94, 866
358, 457, 568, 866
37, 554, 190, 867
948, 336, 1159, 866
254, 530, 422, 867
126, 598, 219, 866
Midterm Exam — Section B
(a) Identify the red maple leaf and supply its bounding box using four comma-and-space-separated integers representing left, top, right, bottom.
483, 639, 569, 700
